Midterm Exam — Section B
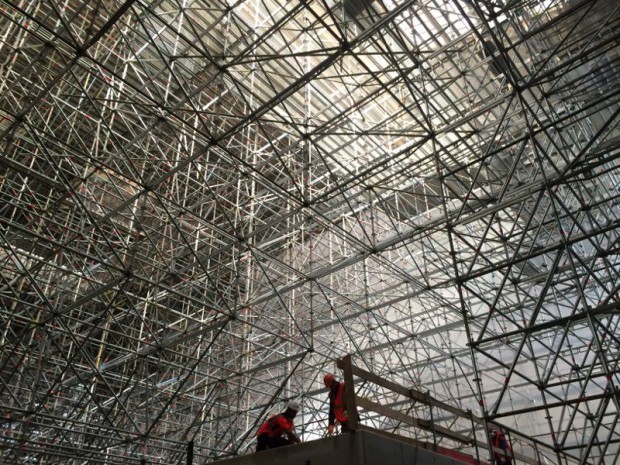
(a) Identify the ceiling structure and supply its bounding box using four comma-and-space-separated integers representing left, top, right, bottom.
0, 0, 619, 464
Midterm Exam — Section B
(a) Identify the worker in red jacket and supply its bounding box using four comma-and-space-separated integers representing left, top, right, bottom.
323, 373, 351, 434
256, 402, 301, 451
490, 430, 512, 465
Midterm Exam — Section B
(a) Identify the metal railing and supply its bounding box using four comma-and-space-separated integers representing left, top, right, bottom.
336, 355, 587, 465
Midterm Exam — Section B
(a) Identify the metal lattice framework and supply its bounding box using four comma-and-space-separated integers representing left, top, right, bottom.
1, 0, 619, 463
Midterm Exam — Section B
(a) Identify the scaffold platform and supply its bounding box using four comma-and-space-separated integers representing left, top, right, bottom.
209, 429, 471, 465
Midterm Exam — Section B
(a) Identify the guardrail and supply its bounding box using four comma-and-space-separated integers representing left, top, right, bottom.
336, 355, 587, 465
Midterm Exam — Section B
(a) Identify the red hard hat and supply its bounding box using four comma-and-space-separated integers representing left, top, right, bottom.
323, 373, 335, 386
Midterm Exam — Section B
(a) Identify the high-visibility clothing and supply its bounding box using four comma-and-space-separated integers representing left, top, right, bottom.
329, 381, 348, 424
491, 430, 512, 464
257, 414, 293, 438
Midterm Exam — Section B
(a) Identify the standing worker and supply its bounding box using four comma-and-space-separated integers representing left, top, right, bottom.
323, 373, 351, 434
255, 402, 301, 451
490, 429, 512, 465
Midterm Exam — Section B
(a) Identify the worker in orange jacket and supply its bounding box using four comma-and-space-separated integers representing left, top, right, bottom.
323, 373, 351, 434
256, 402, 301, 451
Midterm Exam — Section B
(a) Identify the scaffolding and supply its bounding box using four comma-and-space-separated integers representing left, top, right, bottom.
0, 0, 619, 464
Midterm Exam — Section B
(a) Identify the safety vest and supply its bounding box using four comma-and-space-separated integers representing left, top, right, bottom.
257, 414, 292, 438
332, 382, 348, 423
491, 431, 512, 463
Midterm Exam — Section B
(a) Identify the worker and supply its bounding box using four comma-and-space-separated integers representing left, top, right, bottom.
490, 429, 512, 465
323, 373, 351, 434
256, 401, 301, 451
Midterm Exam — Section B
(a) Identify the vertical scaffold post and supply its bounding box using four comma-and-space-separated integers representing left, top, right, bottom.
341, 354, 358, 431
426, 391, 437, 446
187, 439, 194, 465
468, 410, 482, 465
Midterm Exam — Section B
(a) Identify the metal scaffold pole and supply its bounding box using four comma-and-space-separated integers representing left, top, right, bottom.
0, 0, 618, 464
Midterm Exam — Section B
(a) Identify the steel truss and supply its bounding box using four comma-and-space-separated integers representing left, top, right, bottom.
0, 0, 619, 464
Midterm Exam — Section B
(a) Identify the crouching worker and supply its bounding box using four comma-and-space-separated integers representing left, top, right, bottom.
256, 401, 301, 451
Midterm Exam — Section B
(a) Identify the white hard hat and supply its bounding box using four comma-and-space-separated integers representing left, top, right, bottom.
287, 401, 300, 411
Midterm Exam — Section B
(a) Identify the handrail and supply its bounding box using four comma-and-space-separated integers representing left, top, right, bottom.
335, 355, 587, 465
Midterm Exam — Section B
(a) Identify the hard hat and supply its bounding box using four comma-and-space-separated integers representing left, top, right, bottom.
287, 401, 300, 411
323, 373, 335, 386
